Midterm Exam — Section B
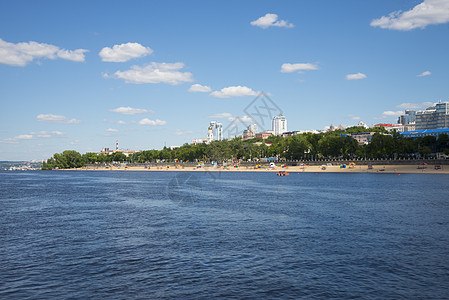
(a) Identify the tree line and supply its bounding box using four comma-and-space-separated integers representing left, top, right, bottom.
42, 127, 449, 169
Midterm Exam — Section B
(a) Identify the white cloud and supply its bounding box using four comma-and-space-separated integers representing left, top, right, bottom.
228, 115, 256, 123
57, 49, 89, 62
138, 118, 167, 126
210, 86, 257, 98
112, 62, 193, 85
371, 0, 449, 31
188, 83, 212, 92
99, 42, 153, 62
0, 38, 88, 66
417, 70, 431, 77
106, 128, 118, 132
396, 101, 434, 109
110, 106, 153, 115
281, 63, 319, 73
381, 111, 403, 118
36, 114, 81, 124
117, 120, 127, 125
250, 13, 294, 29
207, 112, 232, 119
1, 131, 63, 143
346, 73, 367, 80
175, 129, 193, 136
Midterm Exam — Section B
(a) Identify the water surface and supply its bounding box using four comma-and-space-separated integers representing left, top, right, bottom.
1, 171, 449, 299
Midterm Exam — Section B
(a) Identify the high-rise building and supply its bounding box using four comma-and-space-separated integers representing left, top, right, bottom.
398, 110, 416, 125
248, 124, 258, 134
415, 101, 449, 130
272, 114, 287, 135
242, 124, 258, 140
207, 125, 214, 142
207, 121, 223, 142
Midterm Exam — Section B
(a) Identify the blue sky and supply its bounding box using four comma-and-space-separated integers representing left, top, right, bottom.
1, 0, 449, 160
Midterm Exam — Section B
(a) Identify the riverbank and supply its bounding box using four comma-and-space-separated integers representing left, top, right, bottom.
68, 164, 449, 174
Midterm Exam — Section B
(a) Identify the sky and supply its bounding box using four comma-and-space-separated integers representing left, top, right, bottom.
1, 0, 449, 161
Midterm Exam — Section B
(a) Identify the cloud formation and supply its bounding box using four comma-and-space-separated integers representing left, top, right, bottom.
188, 83, 212, 92
346, 73, 367, 80
112, 62, 193, 84
380, 111, 403, 118
251, 13, 294, 29
210, 86, 257, 98
106, 128, 118, 132
36, 114, 81, 124
417, 70, 431, 77
138, 118, 167, 126
371, 0, 449, 31
207, 113, 232, 119
99, 42, 153, 62
1, 131, 63, 143
396, 101, 434, 109
0, 38, 88, 66
281, 63, 319, 73
228, 115, 256, 123
110, 106, 153, 115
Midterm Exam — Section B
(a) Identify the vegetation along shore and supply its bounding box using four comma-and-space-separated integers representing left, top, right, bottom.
42, 126, 449, 172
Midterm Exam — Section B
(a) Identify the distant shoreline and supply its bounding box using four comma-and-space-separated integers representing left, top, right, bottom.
62, 164, 449, 174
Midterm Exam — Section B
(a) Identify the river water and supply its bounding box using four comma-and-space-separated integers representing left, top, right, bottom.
1, 171, 449, 299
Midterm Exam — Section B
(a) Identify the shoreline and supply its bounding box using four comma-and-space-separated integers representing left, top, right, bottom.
65, 164, 449, 174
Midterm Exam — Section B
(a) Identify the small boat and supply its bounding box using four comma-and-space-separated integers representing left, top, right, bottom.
276, 171, 289, 176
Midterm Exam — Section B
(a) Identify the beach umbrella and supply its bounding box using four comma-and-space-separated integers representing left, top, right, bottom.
349, 162, 356, 166
420, 162, 428, 165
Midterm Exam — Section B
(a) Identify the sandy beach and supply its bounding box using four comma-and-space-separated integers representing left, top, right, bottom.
73, 164, 449, 174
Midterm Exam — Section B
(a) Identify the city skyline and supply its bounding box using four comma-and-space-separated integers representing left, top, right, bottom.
1, 0, 449, 160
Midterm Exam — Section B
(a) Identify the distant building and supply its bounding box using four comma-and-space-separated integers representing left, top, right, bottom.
248, 124, 258, 134
242, 124, 258, 141
374, 123, 402, 132
206, 121, 223, 143
345, 132, 376, 145
99, 147, 140, 157
281, 131, 295, 137
357, 121, 369, 129
401, 128, 449, 139
328, 124, 344, 132
255, 131, 273, 139
415, 101, 449, 130
272, 114, 287, 135
207, 125, 214, 142
403, 123, 415, 131
295, 129, 322, 134
398, 110, 416, 125
192, 138, 206, 145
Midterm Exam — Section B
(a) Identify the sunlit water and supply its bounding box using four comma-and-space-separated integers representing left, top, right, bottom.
1, 171, 449, 299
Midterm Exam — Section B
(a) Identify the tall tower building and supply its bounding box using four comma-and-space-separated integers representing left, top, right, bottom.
398, 110, 416, 125
272, 114, 287, 135
248, 124, 258, 134
207, 125, 214, 142
416, 101, 449, 130
208, 121, 223, 141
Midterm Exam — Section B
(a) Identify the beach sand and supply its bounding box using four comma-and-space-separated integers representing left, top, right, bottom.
74, 164, 449, 174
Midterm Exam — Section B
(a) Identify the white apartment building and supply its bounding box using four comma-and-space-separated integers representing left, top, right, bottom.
272, 114, 287, 135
